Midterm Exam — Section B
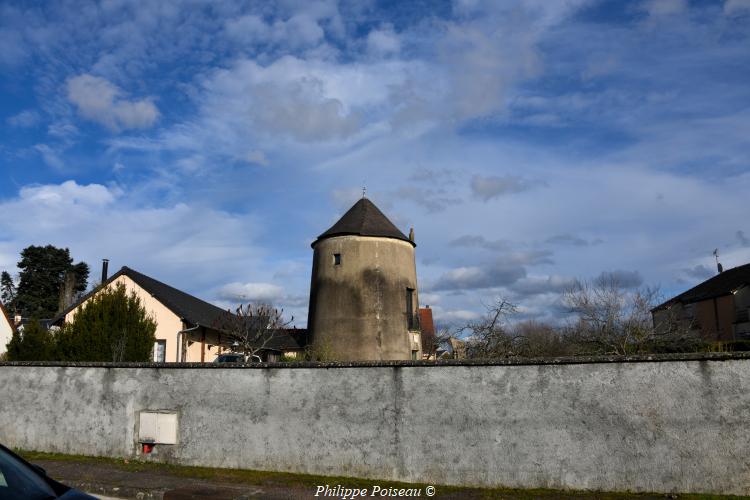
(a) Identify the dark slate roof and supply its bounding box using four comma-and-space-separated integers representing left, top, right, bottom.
313, 198, 414, 247
52, 266, 232, 329
652, 263, 750, 311
259, 328, 309, 352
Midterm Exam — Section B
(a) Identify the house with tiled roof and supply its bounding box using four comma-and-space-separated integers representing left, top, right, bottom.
0, 302, 15, 358
52, 265, 307, 362
652, 263, 750, 348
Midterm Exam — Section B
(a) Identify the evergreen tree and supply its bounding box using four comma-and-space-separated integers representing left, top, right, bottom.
56, 283, 156, 362
14, 245, 89, 319
6, 319, 54, 361
1, 271, 16, 312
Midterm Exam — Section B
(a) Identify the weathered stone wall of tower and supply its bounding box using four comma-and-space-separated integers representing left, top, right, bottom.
308, 235, 420, 361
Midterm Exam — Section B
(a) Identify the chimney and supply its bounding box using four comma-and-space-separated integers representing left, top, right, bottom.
101, 259, 109, 283
409, 227, 415, 242
718, 262, 724, 274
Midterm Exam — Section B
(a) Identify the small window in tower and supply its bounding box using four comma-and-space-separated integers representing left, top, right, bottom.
334, 253, 341, 265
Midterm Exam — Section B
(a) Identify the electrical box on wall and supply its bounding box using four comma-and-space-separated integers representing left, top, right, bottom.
138, 411, 178, 445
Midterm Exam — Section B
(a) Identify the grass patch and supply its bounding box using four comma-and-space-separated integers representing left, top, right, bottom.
15, 449, 745, 500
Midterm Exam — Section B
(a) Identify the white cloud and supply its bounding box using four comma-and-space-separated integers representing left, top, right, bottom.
432, 263, 527, 291
19, 180, 117, 207
66, 74, 159, 131
7, 110, 40, 127
0, 180, 269, 304
594, 269, 643, 288
200, 57, 365, 142
217, 282, 285, 302
33, 144, 65, 170
367, 27, 400, 55
724, 0, 750, 14
509, 275, 577, 297
470, 175, 545, 201
641, 0, 688, 17
243, 150, 270, 167
432, 307, 481, 323
224, 9, 328, 50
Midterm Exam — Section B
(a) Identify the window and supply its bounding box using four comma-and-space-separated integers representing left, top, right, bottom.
154, 340, 166, 363
406, 288, 418, 330
334, 253, 341, 265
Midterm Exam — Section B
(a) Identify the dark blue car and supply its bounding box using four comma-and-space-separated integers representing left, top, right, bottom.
0, 444, 96, 499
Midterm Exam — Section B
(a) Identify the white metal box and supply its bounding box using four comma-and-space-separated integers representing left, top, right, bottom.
138, 411, 178, 444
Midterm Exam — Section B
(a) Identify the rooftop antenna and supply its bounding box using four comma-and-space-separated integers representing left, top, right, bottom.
713, 248, 723, 274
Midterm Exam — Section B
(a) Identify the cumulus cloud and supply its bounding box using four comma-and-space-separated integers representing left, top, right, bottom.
594, 270, 643, 289
508, 275, 577, 297
682, 264, 714, 281
545, 233, 602, 247
432, 307, 481, 323
641, 0, 688, 17
224, 14, 324, 50
470, 175, 545, 201
7, 110, 40, 127
391, 186, 461, 213
0, 180, 268, 303
243, 150, 270, 167
19, 180, 117, 207
432, 262, 526, 291
737, 230, 750, 247
33, 144, 65, 170
66, 74, 159, 131
367, 26, 400, 55
198, 57, 375, 142
724, 0, 750, 15
217, 282, 285, 302
449, 235, 511, 251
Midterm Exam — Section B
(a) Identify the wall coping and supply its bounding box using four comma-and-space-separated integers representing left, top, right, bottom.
1, 351, 749, 369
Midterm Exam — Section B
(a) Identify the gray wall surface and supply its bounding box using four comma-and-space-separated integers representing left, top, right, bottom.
1, 356, 749, 495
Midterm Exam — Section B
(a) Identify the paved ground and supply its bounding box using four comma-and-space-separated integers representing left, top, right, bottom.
20, 452, 739, 500
37, 457, 303, 499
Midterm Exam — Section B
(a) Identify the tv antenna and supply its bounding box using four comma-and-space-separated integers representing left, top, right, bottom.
713, 248, 723, 273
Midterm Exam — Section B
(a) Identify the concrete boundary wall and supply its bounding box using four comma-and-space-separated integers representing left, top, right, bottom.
1, 354, 749, 495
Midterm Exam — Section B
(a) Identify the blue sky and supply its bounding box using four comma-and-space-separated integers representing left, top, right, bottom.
1, 0, 749, 326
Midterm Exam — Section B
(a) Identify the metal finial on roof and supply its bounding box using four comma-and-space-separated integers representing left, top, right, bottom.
362, 185, 366, 198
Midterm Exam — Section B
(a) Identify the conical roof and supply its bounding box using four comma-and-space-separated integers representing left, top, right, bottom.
313, 198, 415, 247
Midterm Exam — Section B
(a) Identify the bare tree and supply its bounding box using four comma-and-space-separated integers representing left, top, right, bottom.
510, 320, 575, 358
462, 299, 521, 358
563, 276, 705, 355
219, 303, 294, 360
421, 325, 453, 360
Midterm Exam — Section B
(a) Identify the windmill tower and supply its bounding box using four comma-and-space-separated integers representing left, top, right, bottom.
307, 197, 422, 361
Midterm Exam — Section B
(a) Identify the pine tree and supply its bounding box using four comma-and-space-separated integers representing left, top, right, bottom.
14, 245, 89, 319
6, 319, 54, 361
56, 283, 156, 362
1, 271, 16, 313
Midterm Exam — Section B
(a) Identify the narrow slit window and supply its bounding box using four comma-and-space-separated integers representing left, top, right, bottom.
406, 288, 416, 330
334, 253, 341, 265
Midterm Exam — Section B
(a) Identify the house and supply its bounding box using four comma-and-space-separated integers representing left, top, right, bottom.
52, 265, 308, 362
651, 263, 750, 349
0, 302, 14, 358
419, 306, 437, 359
